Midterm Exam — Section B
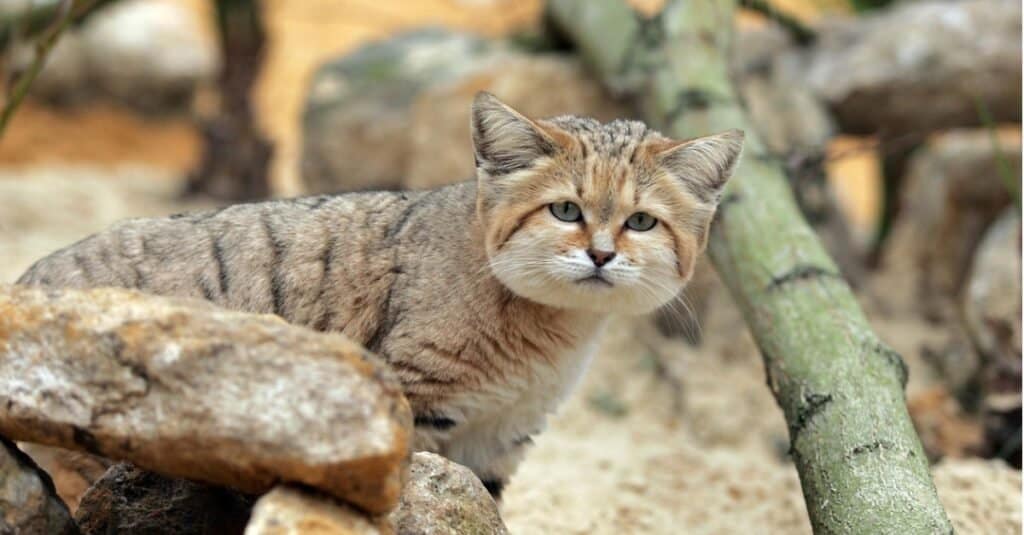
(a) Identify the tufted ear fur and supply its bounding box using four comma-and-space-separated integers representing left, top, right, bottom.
651, 129, 745, 204
470, 92, 561, 177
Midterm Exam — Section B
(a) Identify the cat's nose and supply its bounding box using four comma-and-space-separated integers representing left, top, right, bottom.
587, 249, 616, 267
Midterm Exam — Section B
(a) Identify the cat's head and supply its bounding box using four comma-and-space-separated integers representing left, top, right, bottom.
472, 92, 743, 315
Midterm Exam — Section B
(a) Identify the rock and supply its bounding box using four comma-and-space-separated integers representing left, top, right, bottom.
962, 209, 1022, 466
75, 463, 252, 535
245, 486, 389, 535
963, 209, 1022, 385
802, 0, 1021, 135
17, 443, 110, 513
932, 458, 1022, 534
0, 437, 78, 535
80, 0, 218, 110
0, 284, 412, 515
390, 452, 507, 535
300, 29, 624, 194
886, 129, 1019, 320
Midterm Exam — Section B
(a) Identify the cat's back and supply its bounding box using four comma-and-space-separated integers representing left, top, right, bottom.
15, 184, 474, 325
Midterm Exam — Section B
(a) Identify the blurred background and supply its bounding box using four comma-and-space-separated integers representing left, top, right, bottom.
0, 0, 1020, 532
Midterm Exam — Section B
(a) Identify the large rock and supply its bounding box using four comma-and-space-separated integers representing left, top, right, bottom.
245, 486, 389, 535
300, 29, 625, 194
803, 0, 1021, 135
0, 284, 412, 514
75, 463, 252, 535
886, 129, 1019, 320
390, 452, 507, 535
0, 437, 78, 535
962, 209, 1021, 465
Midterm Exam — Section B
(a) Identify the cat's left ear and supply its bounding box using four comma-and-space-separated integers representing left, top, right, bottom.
652, 129, 745, 204
471, 92, 568, 177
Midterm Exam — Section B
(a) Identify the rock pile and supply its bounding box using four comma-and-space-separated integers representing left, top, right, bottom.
0, 285, 508, 533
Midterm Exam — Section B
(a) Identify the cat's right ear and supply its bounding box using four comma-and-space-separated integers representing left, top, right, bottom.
471, 92, 559, 177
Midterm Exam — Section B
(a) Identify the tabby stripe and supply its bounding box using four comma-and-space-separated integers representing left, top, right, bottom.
313, 234, 336, 332
261, 212, 287, 317
212, 235, 230, 296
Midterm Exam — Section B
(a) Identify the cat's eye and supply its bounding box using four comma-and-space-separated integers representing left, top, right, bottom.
549, 201, 583, 223
625, 212, 657, 231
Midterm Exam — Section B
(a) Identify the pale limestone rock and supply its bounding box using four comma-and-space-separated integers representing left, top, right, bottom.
246, 486, 390, 535
0, 284, 411, 514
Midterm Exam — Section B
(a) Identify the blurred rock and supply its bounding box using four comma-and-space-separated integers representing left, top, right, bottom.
18, 443, 110, 513
963, 209, 1022, 467
245, 486, 388, 535
803, 0, 1021, 135
81, 0, 217, 110
15, 0, 217, 111
932, 458, 1022, 534
0, 284, 412, 515
76, 463, 252, 535
0, 437, 78, 535
963, 209, 1022, 394
301, 29, 625, 194
886, 129, 1019, 320
907, 386, 985, 462
390, 452, 507, 535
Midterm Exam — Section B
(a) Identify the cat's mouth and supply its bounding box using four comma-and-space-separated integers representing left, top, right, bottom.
576, 273, 614, 287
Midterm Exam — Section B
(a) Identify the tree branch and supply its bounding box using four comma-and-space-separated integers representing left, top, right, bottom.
548, 0, 953, 532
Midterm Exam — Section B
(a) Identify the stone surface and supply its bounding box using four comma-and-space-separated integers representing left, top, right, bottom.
245, 486, 389, 535
933, 458, 1022, 534
886, 129, 1019, 320
390, 452, 507, 535
0, 437, 78, 535
0, 284, 412, 515
963, 209, 1022, 388
75, 463, 252, 535
803, 0, 1021, 135
300, 29, 624, 194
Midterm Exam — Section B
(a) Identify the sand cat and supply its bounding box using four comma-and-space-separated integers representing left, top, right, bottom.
19, 92, 744, 498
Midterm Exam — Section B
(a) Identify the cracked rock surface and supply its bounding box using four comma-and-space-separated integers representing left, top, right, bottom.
0, 284, 412, 514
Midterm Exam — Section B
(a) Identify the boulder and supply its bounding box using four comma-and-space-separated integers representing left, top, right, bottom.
963, 209, 1022, 384
0, 284, 412, 514
300, 29, 625, 194
802, 0, 1021, 135
886, 129, 1019, 319
390, 452, 507, 535
0, 437, 78, 535
75, 463, 252, 535
245, 486, 389, 535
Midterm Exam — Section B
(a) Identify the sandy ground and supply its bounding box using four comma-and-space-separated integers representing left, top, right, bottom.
1, 165, 1019, 534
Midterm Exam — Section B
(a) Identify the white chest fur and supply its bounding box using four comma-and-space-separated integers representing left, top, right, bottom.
439, 317, 607, 476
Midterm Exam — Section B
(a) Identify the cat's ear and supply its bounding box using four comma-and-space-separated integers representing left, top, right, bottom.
651, 129, 745, 203
471, 92, 562, 177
